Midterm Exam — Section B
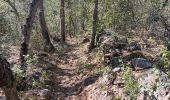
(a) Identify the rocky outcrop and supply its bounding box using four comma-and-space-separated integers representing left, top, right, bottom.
138, 69, 170, 100
98, 33, 154, 70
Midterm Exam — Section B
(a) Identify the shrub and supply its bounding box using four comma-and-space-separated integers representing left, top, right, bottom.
122, 67, 140, 99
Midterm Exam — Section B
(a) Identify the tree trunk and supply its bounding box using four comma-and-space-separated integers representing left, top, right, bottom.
60, 0, 66, 43
39, 0, 55, 53
89, 0, 99, 52
67, 0, 73, 37
20, 0, 41, 70
0, 54, 19, 100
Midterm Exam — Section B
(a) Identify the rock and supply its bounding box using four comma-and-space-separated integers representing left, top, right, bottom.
138, 69, 170, 100
102, 41, 126, 55
131, 58, 152, 70
96, 31, 112, 46
102, 38, 115, 54
124, 50, 145, 61
112, 67, 121, 73
126, 42, 141, 52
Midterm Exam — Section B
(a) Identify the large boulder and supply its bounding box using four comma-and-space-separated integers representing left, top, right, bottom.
96, 30, 112, 46
101, 37, 127, 54
131, 58, 152, 70
100, 34, 128, 66
138, 69, 170, 100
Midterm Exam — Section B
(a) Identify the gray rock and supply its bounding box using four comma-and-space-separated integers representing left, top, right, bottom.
139, 69, 170, 100
112, 67, 121, 73
131, 58, 152, 69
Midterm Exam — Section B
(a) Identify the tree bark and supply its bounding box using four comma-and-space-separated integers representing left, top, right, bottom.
39, 0, 55, 53
20, 0, 41, 70
89, 0, 99, 52
0, 54, 19, 100
60, 0, 66, 43
67, 0, 73, 37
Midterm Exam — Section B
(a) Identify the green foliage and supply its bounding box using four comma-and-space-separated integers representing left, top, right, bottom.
25, 54, 38, 66
160, 50, 170, 68
0, 15, 10, 34
113, 0, 136, 30
12, 64, 25, 86
83, 64, 94, 69
160, 50, 170, 77
12, 54, 47, 90
77, 60, 94, 70
161, 50, 170, 62
94, 66, 111, 76
122, 67, 140, 99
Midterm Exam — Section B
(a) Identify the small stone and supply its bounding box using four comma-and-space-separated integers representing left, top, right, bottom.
112, 67, 121, 73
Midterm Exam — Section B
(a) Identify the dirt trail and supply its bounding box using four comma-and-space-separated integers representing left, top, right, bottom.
50, 38, 100, 100
0, 37, 109, 100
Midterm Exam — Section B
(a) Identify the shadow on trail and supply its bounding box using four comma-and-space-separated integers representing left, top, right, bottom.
54, 42, 80, 64
35, 40, 100, 99
37, 55, 100, 99
54, 74, 100, 98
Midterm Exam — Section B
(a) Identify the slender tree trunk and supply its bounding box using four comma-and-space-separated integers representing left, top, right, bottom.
81, 4, 86, 31
60, 0, 66, 43
20, 0, 41, 70
89, 0, 99, 52
68, 0, 73, 37
0, 54, 19, 100
39, 0, 55, 53
69, 14, 72, 37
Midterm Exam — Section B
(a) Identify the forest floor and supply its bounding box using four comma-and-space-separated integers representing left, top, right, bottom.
0, 36, 111, 100
0, 32, 170, 100
50, 37, 107, 100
